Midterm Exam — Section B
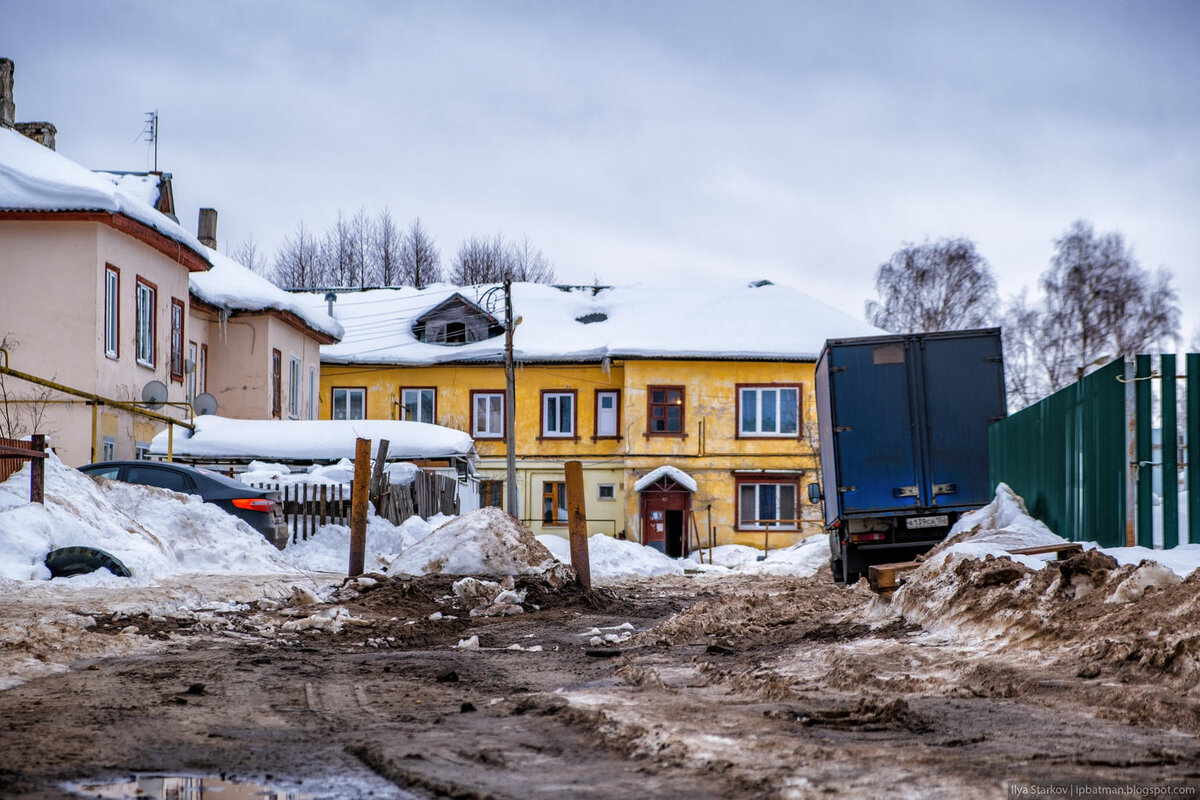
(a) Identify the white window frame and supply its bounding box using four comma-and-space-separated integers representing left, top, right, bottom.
135, 279, 156, 367
596, 390, 619, 437
472, 392, 505, 439
542, 391, 575, 437
102, 436, 116, 461
597, 483, 616, 501
288, 356, 302, 419
135, 441, 151, 460
186, 342, 198, 403
739, 386, 800, 437
104, 267, 119, 359
738, 481, 798, 530
401, 388, 436, 424
332, 387, 366, 420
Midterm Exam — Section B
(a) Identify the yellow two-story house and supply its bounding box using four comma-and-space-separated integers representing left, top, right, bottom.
302, 280, 878, 553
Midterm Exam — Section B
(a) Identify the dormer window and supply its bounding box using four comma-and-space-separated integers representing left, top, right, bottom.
413, 293, 505, 346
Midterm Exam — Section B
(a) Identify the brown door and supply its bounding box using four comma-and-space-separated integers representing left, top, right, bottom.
641, 486, 691, 557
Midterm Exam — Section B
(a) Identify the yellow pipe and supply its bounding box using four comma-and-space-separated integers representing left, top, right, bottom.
0, 364, 194, 431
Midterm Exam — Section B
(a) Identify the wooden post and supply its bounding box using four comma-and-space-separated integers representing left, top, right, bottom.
30, 434, 45, 504
565, 460, 590, 590
370, 439, 390, 514
349, 437, 371, 577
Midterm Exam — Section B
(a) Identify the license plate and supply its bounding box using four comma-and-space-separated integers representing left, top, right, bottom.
906, 515, 948, 530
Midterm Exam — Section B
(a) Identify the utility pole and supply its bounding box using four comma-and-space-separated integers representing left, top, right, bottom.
504, 275, 518, 518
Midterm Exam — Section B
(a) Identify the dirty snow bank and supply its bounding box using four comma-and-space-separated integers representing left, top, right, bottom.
386, 507, 559, 576
886, 484, 1200, 685
0, 456, 293, 582
685, 536, 829, 577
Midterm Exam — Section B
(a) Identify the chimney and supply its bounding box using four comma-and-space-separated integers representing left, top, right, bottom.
14, 121, 56, 150
197, 208, 218, 249
1, 58, 14, 128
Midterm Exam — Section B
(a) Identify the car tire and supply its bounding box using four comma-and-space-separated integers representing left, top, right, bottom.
44, 546, 131, 579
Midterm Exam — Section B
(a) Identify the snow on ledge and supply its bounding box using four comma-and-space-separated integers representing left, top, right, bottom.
633, 465, 697, 493
149, 416, 476, 462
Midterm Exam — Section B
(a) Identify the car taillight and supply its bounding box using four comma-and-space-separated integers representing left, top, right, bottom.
849, 532, 887, 543
232, 498, 275, 513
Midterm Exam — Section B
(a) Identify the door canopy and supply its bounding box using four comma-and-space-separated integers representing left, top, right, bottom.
634, 465, 697, 493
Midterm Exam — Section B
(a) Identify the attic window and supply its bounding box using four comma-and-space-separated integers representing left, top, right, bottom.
443, 321, 468, 343
575, 312, 608, 325
749, 279, 774, 288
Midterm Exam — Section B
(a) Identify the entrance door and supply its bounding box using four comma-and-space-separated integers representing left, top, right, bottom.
640, 479, 691, 556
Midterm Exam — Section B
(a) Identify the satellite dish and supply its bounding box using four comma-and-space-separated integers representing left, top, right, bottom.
192, 393, 218, 417
142, 380, 168, 410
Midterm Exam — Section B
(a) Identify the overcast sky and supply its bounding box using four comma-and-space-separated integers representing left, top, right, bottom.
7, 1, 1199, 335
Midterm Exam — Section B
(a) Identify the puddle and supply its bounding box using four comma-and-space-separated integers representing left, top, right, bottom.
68, 772, 415, 799
69, 774, 311, 799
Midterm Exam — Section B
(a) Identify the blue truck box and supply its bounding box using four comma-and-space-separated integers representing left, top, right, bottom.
811, 328, 1006, 583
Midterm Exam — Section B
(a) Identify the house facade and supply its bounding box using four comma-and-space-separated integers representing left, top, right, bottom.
0, 59, 340, 464
303, 281, 880, 551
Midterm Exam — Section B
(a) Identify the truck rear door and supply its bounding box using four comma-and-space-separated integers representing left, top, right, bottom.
828, 338, 922, 515
919, 332, 1006, 509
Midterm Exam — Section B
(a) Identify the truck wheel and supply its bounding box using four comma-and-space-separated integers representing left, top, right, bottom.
44, 547, 131, 579
830, 558, 844, 583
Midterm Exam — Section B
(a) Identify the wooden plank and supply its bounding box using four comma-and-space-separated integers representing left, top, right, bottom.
1006, 543, 1083, 557
0, 444, 48, 459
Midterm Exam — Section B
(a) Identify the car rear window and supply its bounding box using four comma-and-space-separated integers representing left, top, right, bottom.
127, 466, 191, 493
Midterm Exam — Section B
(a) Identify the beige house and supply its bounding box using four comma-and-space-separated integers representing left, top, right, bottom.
0, 58, 340, 465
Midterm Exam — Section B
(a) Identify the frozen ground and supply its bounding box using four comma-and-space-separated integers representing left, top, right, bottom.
1, 465, 1199, 797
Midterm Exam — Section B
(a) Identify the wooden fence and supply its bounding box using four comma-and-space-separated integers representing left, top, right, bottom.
0, 434, 47, 502
249, 470, 461, 544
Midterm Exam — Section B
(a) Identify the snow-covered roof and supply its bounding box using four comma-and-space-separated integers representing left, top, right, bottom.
0, 127, 209, 264
149, 416, 476, 462
297, 280, 881, 365
634, 465, 698, 493
191, 247, 343, 341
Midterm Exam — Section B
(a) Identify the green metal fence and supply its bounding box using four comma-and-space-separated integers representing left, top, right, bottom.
989, 355, 1200, 548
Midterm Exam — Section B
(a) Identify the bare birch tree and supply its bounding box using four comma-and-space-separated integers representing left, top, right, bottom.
348, 207, 374, 288
450, 234, 508, 285
865, 237, 997, 333
1037, 220, 1179, 391
400, 217, 443, 287
509, 235, 557, 283
272, 221, 322, 288
374, 208, 402, 286
228, 233, 268, 274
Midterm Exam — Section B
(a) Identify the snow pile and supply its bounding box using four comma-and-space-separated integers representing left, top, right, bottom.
386, 507, 558, 576
923, 483, 1066, 570
0, 455, 291, 582
283, 514, 438, 574
686, 544, 764, 569
238, 458, 421, 488
453, 576, 528, 617
536, 533, 684, 580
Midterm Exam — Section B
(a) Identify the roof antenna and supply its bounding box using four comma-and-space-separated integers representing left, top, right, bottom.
139, 110, 158, 171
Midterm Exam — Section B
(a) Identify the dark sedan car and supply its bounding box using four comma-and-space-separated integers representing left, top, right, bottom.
78, 461, 289, 549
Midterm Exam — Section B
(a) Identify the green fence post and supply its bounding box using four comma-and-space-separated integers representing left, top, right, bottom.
1188, 354, 1199, 545
1161, 354, 1178, 549
1135, 354, 1154, 548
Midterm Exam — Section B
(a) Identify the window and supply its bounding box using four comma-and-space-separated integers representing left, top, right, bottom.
102, 436, 116, 461
127, 465, 191, 493
271, 349, 282, 418
135, 278, 156, 367
169, 298, 185, 382
135, 441, 151, 460
309, 366, 317, 420
597, 483, 616, 501
332, 387, 366, 420
288, 357, 301, 418
472, 391, 504, 438
647, 385, 684, 434
199, 345, 208, 393
737, 479, 799, 530
595, 390, 620, 438
541, 391, 576, 438
542, 481, 567, 525
401, 388, 436, 424
104, 266, 119, 359
442, 321, 468, 343
480, 479, 504, 508
186, 342, 198, 403
739, 385, 801, 437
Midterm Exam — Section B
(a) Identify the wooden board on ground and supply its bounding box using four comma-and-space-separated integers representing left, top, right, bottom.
867, 542, 1085, 596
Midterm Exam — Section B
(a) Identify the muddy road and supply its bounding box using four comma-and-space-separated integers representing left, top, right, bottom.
1, 570, 1198, 799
